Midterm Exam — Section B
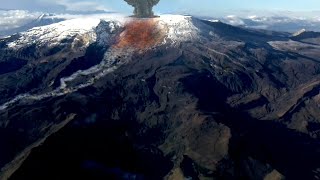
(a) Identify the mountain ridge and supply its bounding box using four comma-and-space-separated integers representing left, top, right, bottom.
0, 14, 320, 179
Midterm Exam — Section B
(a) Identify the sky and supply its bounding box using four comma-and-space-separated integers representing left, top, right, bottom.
0, 0, 320, 16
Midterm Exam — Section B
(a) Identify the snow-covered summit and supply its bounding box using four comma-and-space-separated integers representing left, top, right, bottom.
7, 18, 101, 48
157, 15, 200, 43
5, 14, 202, 49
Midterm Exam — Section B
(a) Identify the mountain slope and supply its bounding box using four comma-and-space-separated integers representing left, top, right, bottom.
291, 30, 320, 45
0, 15, 320, 180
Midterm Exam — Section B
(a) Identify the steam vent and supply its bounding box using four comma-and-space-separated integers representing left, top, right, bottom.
124, 0, 160, 18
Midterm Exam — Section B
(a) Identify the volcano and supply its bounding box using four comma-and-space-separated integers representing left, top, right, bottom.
0, 14, 320, 180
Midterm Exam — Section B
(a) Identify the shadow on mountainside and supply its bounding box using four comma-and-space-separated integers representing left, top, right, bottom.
9, 118, 173, 180
182, 71, 320, 179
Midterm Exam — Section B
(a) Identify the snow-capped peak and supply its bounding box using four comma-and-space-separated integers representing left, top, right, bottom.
6, 14, 200, 49
0, 14, 202, 112
7, 18, 102, 48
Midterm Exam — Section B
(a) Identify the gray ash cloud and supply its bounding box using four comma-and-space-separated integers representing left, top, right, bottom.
124, 0, 160, 18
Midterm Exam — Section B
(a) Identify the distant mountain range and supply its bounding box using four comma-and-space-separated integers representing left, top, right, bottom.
215, 15, 320, 32
0, 10, 118, 38
0, 14, 65, 38
291, 29, 320, 44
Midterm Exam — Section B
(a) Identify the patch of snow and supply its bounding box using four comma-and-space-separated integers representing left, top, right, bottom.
0, 46, 133, 111
7, 18, 101, 48
292, 28, 306, 36
158, 15, 200, 44
208, 19, 220, 23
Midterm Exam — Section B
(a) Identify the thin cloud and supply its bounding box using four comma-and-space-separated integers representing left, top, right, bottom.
0, 0, 110, 12
0, 10, 41, 30
56, 0, 110, 12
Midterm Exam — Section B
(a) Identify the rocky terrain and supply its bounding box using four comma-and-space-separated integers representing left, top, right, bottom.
0, 14, 320, 180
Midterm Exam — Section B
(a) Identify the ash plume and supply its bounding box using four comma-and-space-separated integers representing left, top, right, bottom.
124, 0, 160, 18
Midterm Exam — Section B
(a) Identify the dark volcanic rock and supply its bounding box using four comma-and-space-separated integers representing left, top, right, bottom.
0, 16, 320, 180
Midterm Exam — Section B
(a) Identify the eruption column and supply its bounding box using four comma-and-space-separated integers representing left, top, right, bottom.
124, 0, 160, 18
